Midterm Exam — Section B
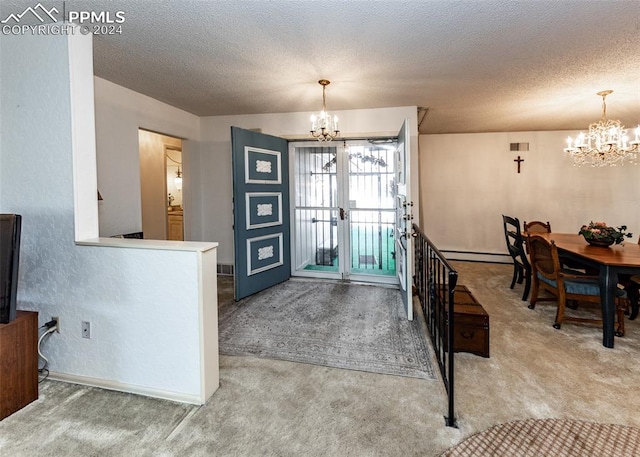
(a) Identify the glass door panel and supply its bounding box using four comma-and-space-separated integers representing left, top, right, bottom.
291, 140, 398, 284
292, 145, 341, 277
347, 142, 397, 282
348, 210, 396, 275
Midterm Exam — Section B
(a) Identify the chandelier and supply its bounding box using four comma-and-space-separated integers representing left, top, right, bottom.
310, 79, 340, 141
166, 148, 183, 190
564, 90, 640, 167
174, 167, 183, 191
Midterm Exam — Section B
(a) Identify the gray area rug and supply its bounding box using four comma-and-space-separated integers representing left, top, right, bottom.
440, 418, 640, 456
218, 279, 436, 379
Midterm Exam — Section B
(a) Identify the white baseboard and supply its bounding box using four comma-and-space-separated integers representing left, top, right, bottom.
48, 371, 204, 405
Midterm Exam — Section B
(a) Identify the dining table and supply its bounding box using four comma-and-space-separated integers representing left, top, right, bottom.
533, 232, 640, 348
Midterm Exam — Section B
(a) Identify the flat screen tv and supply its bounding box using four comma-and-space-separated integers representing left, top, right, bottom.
0, 214, 21, 324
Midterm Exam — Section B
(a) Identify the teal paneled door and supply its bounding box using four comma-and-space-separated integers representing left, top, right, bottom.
231, 127, 290, 300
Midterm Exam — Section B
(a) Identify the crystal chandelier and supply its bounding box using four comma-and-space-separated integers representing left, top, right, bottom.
310, 79, 340, 141
564, 90, 640, 167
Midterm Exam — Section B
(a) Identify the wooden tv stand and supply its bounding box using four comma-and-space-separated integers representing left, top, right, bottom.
0, 311, 38, 420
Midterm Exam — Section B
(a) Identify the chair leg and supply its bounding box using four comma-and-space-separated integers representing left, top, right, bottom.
628, 285, 639, 320
510, 263, 518, 289
567, 300, 579, 310
553, 297, 566, 329
616, 299, 627, 337
521, 269, 531, 301
528, 276, 539, 309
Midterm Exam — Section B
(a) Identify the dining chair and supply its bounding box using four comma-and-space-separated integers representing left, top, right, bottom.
502, 215, 531, 301
522, 219, 589, 276
522, 220, 551, 255
523, 220, 551, 234
619, 237, 640, 320
527, 234, 627, 336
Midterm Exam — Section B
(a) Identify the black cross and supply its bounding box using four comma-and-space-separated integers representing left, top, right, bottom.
514, 155, 524, 173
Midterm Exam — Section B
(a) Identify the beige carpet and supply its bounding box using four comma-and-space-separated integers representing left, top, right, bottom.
2, 263, 640, 456
441, 418, 640, 456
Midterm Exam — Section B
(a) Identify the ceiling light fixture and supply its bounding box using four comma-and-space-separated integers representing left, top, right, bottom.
174, 167, 183, 191
564, 90, 640, 167
310, 79, 339, 142
166, 147, 183, 191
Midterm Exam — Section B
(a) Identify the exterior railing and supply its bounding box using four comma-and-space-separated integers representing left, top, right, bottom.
412, 223, 458, 427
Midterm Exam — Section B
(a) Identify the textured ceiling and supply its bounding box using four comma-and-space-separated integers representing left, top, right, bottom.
2, 0, 639, 133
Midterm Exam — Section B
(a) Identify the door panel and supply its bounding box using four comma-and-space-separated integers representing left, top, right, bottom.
291, 145, 342, 277
232, 127, 290, 300
395, 119, 413, 320
346, 141, 397, 281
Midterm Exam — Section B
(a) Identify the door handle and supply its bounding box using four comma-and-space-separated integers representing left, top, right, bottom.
339, 207, 347, 220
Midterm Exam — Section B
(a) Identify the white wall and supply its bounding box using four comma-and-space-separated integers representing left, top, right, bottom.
196, 107, 419, 264
1, 31, 217, 404
94, 77, 200, 238
420, 131, 640, 262
94, 78, 418, 266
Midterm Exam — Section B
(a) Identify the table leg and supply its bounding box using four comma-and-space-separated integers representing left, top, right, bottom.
599, 265, 616, 348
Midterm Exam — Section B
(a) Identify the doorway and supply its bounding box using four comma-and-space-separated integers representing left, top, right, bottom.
290, 140, 398, 284
231, 121, 411, 315
138, 129, 183, 240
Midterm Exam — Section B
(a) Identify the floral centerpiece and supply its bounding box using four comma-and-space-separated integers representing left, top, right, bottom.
579, 221, 632, 247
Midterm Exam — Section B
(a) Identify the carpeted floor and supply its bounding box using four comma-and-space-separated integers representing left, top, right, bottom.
218, 278, 436, 379
441, 418, 640, 456
2, 262, 640, 456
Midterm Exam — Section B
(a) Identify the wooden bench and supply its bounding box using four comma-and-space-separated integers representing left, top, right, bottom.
445, 285, 490, 358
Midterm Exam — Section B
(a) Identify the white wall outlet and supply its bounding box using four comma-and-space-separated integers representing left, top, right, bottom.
52, 316, 60, 333
82, 321, 91, 339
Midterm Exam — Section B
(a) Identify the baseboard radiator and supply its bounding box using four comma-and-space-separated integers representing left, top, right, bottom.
413, 223, 458, 428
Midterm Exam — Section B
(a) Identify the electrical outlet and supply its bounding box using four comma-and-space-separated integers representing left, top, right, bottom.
82, 321, 91, 339
52, 316, 60, 333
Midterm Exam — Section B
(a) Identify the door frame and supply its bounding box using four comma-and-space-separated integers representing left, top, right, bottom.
288, 139, 400, 286
288, 141, 345, 281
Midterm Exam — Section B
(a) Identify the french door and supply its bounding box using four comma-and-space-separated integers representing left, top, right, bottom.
290, 127, 409, 292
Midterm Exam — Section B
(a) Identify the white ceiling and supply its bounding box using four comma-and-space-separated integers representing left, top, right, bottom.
2, 0, 639, 133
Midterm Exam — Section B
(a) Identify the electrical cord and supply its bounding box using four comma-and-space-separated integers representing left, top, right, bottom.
38, 326, 56, 383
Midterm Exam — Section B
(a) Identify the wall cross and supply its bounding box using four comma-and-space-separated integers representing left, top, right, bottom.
514, 155, 524, 173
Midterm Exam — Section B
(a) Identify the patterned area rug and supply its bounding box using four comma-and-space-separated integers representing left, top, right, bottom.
441, 419, 640, 456
218, 280, 436, 379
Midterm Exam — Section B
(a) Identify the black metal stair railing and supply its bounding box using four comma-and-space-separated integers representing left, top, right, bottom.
412, 223, 458, 427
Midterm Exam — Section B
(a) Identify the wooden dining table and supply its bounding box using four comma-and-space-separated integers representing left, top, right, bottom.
533, 232, 640, 348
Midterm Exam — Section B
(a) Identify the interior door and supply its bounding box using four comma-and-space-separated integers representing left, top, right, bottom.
395, 119, 413, 320
231, 127, 290, 300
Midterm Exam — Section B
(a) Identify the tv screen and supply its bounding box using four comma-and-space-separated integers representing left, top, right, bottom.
0, 214, 21, 324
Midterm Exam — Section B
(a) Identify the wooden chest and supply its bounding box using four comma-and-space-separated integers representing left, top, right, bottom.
447, 285, 490, 358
